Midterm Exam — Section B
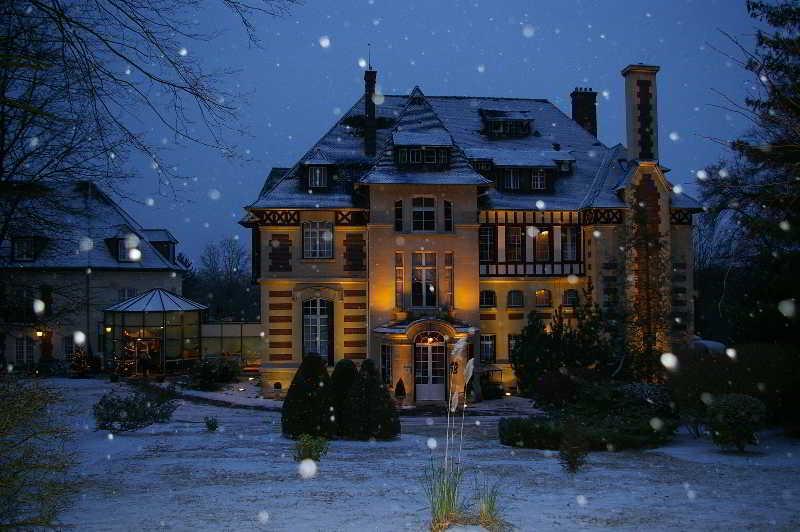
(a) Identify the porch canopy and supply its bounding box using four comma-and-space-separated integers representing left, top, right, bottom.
103, 289, 207, 374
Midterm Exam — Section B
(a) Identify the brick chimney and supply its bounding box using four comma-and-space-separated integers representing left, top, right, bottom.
364, 68, 377, 156
570, 87, 597, 137
621, 64, 660, 161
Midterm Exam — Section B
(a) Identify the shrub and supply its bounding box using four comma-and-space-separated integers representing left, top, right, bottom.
204, 416, 218, 432
534, 370, 577, 407
498, 417, 562, 450
395, 378, 407, 401
93, 389, 177, 432
281, 356, 336, 439
708, 394, 766, 451
340, 359, 400, 440
330, 359, 358, 433
189, 358, 241, 391
558, 420, 589, 474
479, 372, 505, 401
293, 434, 329, 462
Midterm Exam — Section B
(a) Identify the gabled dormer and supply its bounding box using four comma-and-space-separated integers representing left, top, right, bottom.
479, 109, 535, 139
301, 148, 335, 191
11, 236, 45, 261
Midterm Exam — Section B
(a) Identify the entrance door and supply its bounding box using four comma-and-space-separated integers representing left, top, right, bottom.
414, 333, 446, 401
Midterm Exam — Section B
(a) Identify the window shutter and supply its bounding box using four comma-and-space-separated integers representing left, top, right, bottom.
394, 200, 403, 231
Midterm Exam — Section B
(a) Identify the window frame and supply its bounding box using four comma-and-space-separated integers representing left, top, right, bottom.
308, 166, 328, 188
506, 226, 524, 263
561, 226, 579, 262
480, 334, 496, 364
479, 226, 495, 262
479, 290, 496, 308
380, 344, 392, 386
504, 168, 520, 190
411, 197, 436, 232
531, 168, 546, 190
535, 229, 551, 262
508, 334, 522, 357
411, 252, 437, 308
302, 298, 333, 366
535, 289, 552, 308
302, 221, 334, 259
562, 289, 579, 307
507, 290, 524, 308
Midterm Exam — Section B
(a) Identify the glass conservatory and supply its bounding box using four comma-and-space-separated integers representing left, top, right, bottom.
103, 289, 207, 375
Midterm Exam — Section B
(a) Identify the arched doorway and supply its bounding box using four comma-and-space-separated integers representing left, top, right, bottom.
414, 331, 446, 401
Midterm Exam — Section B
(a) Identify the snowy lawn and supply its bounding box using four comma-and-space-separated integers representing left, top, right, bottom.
51, 378, 799, 531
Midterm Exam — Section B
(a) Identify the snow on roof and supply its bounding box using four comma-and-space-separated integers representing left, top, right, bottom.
302, 148, 333, 165
105, 288, 206, 312
247, 87, 698, 212
0, 181, 183, 271
141, 229, 178, 243
392, 131, 453, 146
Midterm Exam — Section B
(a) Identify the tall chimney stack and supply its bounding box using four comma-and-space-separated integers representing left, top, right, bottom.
570, 87, 598, 137
364, 67, 377, 156
621, 64, 660, 161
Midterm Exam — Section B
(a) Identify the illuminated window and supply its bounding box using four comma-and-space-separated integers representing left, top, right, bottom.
535, 289, 552, 307
395, 252, 404, 309
411, 252, 437, 307
535, 230, 550, 261
303, 298, 332, 365
563, 289, 579, 307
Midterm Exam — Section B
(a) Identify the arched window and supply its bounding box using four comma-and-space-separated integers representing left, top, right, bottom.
507, 290, 524, 308
303, 221, 333, 259
534, 289, 552, 308
562, 289, 579, 307
479, 290, 496, 308
303, 298, 332, 365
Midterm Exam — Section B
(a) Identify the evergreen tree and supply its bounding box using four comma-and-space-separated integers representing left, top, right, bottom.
340, 360, 400, 440
280, 356, 336, 439
330, 359, 358, 434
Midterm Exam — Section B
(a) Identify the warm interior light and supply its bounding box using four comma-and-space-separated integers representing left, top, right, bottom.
505, 392, 511, 396
105, 326, 112, 333
35, 330, 44, 337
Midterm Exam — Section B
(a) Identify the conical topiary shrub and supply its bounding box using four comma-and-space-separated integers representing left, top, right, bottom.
331, 358, 359, 434
395, 378, 406, 403
341, 359, 400, 440
281, 356, 336, 439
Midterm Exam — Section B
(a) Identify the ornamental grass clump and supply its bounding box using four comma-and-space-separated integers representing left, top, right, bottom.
423, 460, 465, 532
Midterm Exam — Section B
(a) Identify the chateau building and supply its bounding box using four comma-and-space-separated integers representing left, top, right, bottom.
0, 181, 184, 369
242, 63, 699, 403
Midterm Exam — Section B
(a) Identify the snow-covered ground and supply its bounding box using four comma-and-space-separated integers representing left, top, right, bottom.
49, 378, 799, 531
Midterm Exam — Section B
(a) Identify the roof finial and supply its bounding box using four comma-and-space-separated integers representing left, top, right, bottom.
368, 42, 372, 69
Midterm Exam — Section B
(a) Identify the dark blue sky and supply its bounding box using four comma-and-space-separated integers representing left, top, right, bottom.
122, 0, 759, 261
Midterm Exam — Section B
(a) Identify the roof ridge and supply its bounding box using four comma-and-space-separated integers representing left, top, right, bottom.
580, 144, 623, 209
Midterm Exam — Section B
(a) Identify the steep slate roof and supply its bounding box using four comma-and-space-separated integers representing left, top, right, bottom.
247, 86, 700, 212
105, 288, 206, 312
0, 181, 183, 271
360, 87, 490, 186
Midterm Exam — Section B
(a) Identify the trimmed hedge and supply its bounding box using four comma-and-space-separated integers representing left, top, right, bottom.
340, 359, 400, 440
189, 358, 241, 391
498, 417, 562, 450
330, 359, 358, 434
281, 356, 336, 439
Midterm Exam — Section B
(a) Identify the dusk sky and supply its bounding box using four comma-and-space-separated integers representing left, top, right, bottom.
121, 0, 760, 261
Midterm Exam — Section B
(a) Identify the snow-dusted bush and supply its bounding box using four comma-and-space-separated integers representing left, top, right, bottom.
189, 358, 240, 391
280, 356, 336, 439
293, 434, 329, 462
498, 417, 562, 450
204, 416, 218, 432
330, 359, 358, 433
708, 394, 766, 451
93, 390, 177, 432
340, 359, 400, 440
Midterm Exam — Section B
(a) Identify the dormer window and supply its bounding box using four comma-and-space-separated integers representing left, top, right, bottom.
309, 166, 328, 188
532, 169, 546, 190
396, 147, 449, 168
480, 109, 533, 139
504, 168, 520, 190
12, 238, 36, 261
